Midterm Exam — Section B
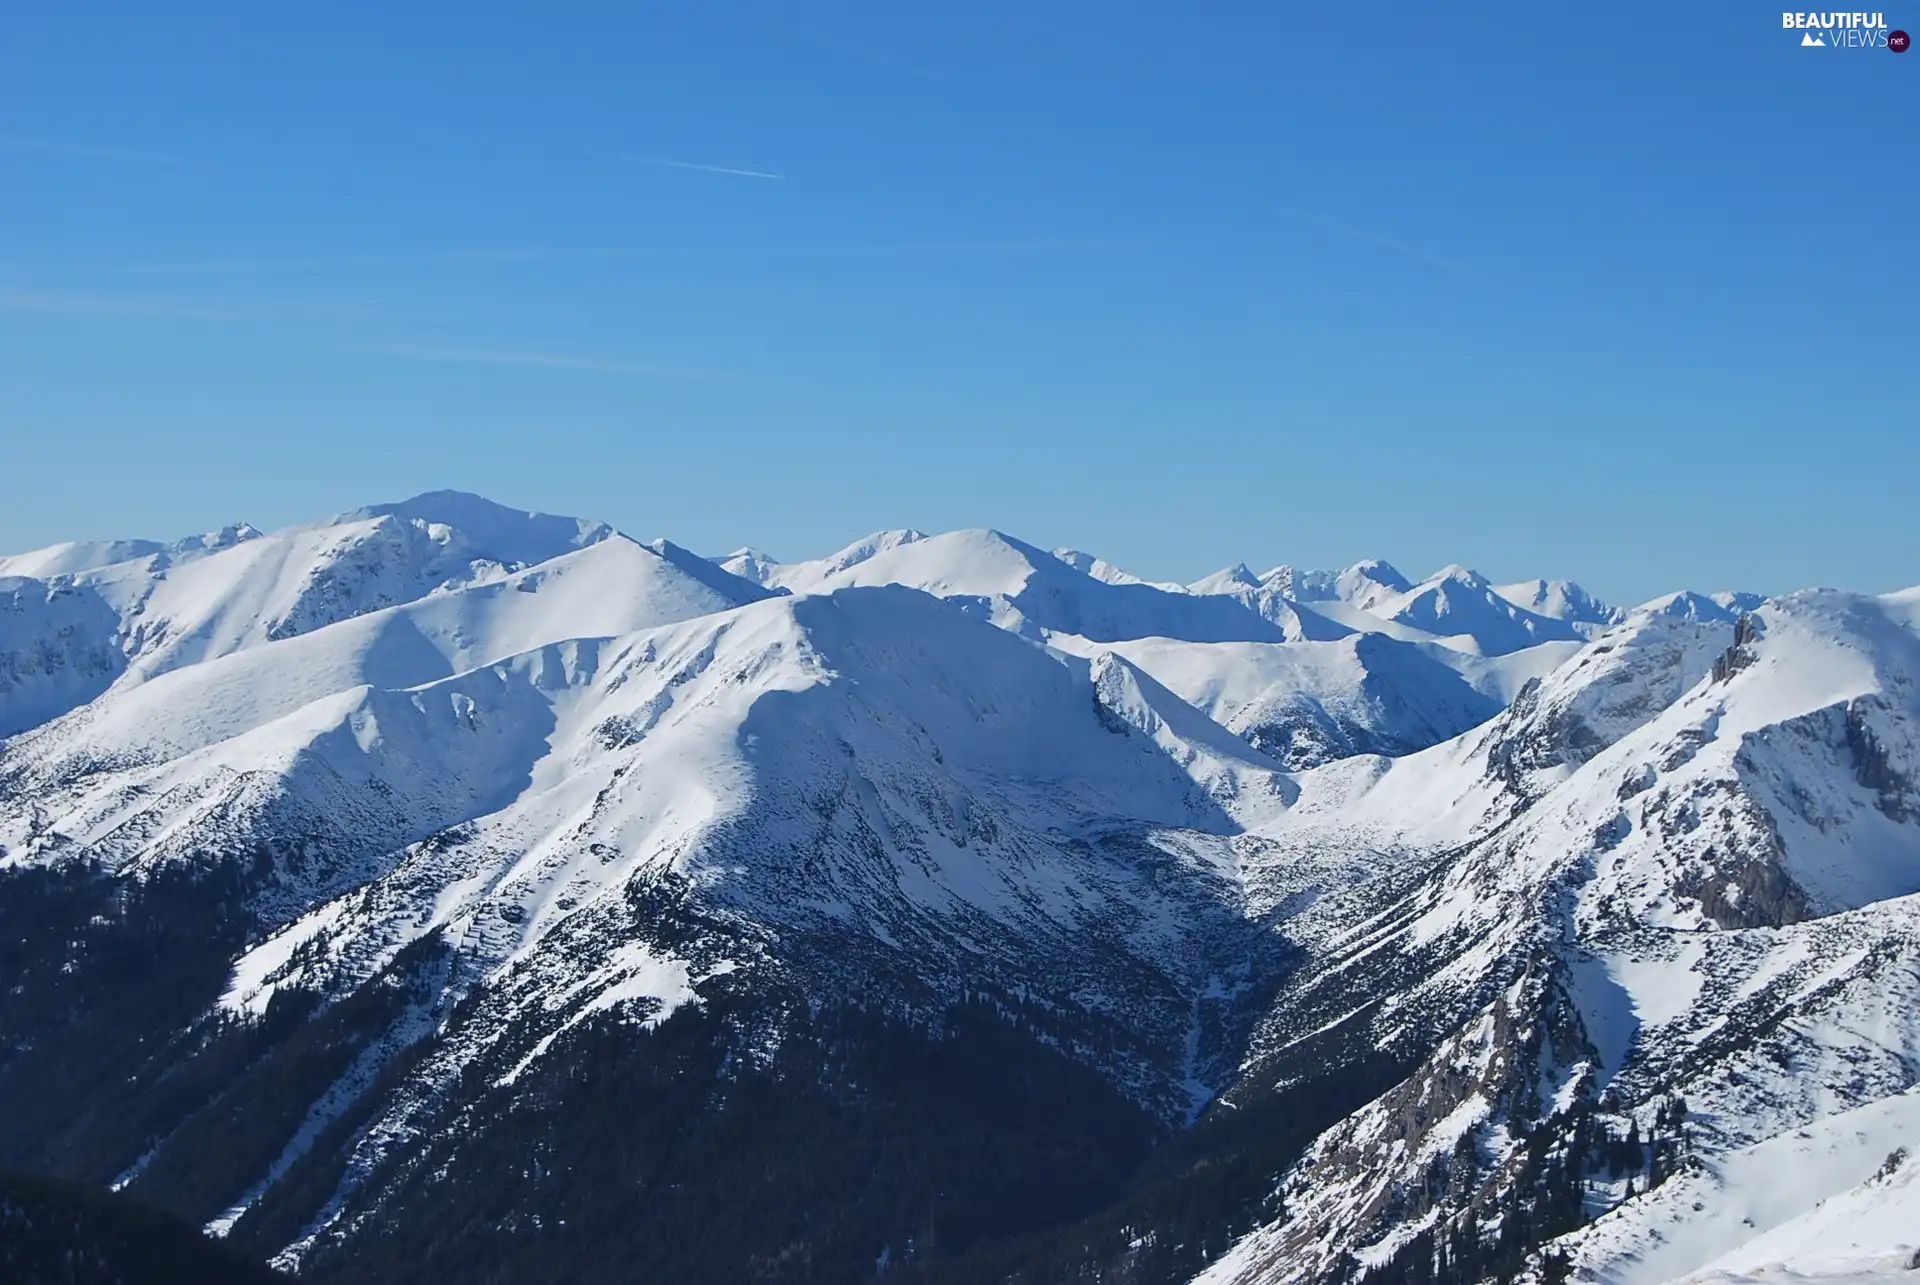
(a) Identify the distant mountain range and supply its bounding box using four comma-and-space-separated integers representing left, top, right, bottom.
1, 491, 1914, 1285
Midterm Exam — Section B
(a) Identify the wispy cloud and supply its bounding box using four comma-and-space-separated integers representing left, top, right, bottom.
0, 136, 179, 164
1336, 226, 1468, 276
0, 283, 719, 375
81, 238, 1142, 278
1282, 207, 1469, 276
351, 341, 713, 378
631, 157, 785, 181
0, 287, 237, 320
109, 248, 627, 277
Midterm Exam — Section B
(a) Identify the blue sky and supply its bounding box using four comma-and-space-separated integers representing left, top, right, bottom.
2, 2, 1913, 604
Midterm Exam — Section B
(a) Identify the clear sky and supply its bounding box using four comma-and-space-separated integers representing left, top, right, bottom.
2, 2, 1913, 604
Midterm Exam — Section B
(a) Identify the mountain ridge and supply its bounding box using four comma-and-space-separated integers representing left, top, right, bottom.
0, 490, 1908, 1285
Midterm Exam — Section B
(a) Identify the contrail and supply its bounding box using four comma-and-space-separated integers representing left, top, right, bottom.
632, 157, 785, 181
352, 341, 710, 378
1279, 206, 1469, 276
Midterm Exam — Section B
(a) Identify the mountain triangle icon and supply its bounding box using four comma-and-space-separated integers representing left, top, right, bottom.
1801, 30, 1826, 45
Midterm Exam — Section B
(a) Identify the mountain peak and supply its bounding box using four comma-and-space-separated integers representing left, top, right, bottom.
1052, 547, 1179, 590
1257, 564, 1340, 601
1342, 558, 1411, 590
1633, 588, 1742, 622
1427, 563, 1487, 587
643, 537, 780, 602
1330, 559, 1413, 613
1491, 576, 1623, 628
1187, 563, 1263, 595
336, 490, 615, 567
812, 527, 929, 575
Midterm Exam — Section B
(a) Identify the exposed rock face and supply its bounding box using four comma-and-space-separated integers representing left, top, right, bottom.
1711, 613, 1764, 684
1847, 694, 1919, 821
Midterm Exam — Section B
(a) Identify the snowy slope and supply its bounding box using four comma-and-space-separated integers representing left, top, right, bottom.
0, 493, 726, 738
1054, 547, 1187, 591
1258, 564, 1341, 602
1632, 590, 1770, 624
1176, 567, 1360, 646
712, 544, 782, 587
1328, 559, 1416, 612
1495, 577, 1625, 633
0, 540, 169, 580
1186, 559, 1587, 654
116, 584, 1294, 1255
718, 527, 928, 593
1189, 559, 1409, 614
1194, 586, 1920, 1285
1553, 1088, 1920, 1285
338, 490, 613, 567
6, 492, 1911, 1285
1187, 564, 1267, 597
80, 491, 621, 683
1053, 631, 1578, 769
1212, 585, 1768, 887
0, 522, 261, 581
0, 577, 126, 737
757, 538, 1588, 655
171, 582, 1291, 976
761, 528, 1297, 644
1363, 565, 1586, 655
1686, 1141, 1920, 1284
0, 535, 773, 890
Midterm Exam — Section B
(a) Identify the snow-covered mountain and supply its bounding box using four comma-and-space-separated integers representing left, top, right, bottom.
0, 492, 1911, 1285
722, 527, 1315, 645
1196, 586, 1920, 1285
1179, 558, 1619, 657
1050, 631, 1577, 770
1053, 546, 1189, 592
0, 575, 125, 737
0, 522, 261, 581
1341, 564, 1586, 655
1495, 578, 1627, 634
